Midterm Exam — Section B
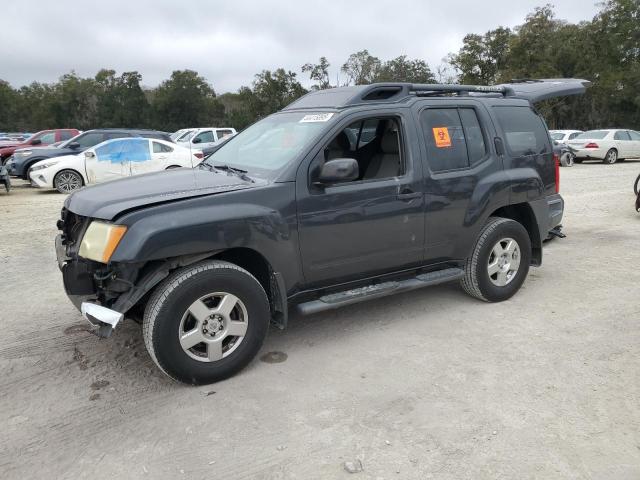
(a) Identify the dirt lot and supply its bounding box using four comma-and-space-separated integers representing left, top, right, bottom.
1, 163, 639, 480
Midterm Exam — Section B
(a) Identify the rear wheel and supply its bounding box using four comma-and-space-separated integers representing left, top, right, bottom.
142, 260, 270, 385
53, 170, 83, 193
461, 217, 531, 302
634, 173, 640, 196
603, 149, 618, 164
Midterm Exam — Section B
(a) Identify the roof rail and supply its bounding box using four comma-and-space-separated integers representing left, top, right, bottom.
408, 83, 512, 97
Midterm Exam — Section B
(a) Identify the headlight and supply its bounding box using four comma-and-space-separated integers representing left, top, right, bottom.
31, 160, 59, 172
79, 221, 128, 263
18, 150, 32, 156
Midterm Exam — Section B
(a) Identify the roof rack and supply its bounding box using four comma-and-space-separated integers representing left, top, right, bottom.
344, 83, 513, 106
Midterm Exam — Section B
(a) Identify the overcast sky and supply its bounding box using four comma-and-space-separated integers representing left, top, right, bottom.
3, 0, 600, 93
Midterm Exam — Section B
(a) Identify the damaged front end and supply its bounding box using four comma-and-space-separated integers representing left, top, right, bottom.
56, 207, 213, 337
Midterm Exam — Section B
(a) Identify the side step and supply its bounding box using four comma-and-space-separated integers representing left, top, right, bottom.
296, 268, 464, 316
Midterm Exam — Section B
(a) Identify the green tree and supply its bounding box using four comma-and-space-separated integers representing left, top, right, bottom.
448, 27, 513, 85
0, 80, 17, 131
251, 69, 307, 117
152, 70, 220, 131
341, 50, 381, 85
302, 57, 332, 90
374, 55, 436, 83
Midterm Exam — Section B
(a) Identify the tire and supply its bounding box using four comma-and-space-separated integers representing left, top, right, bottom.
634, 173, 640, 196
461, 217, 532, 302
603, 148, 618, 164
54, 169, 83, 193
560, 151, 574, 167
143, 260, 270, 385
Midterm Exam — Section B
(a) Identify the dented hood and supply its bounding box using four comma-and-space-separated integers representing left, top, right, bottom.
65, 167, 263, 220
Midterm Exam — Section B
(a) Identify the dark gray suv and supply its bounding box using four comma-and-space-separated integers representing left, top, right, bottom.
55, 79, 589, 385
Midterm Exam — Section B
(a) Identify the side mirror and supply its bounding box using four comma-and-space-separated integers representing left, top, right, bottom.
84, 151, 95, 159
192, 137, 202, 144
31, 139, 42, 145
68, 141, 80, 149
316, 158, 359, 185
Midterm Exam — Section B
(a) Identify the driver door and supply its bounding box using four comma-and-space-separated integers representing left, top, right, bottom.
296, 113, 425, 285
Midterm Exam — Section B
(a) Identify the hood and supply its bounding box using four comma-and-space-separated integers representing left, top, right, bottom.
18, 146, 76, 158
65, 167, 264, 220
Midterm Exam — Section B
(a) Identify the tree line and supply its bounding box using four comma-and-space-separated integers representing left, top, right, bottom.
0, 0, 637, 133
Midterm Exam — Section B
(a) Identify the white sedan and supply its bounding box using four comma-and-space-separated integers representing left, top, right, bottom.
567, 129, 640, 164
29, 138, 203, 193
549, 129, 583, 144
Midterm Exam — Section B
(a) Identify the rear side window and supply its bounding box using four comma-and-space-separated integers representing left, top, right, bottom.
216, 129, 234, 139
493, 106, 550, 156
420, 108, 487, 172
152, 142, 173, 153
59, 131, 75, 141
629, 131, 640, 141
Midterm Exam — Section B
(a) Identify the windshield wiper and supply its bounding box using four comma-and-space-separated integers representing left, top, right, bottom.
206, 163, 254, 183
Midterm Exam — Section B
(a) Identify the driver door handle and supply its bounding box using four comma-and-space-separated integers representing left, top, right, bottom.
397, 188, 422, 202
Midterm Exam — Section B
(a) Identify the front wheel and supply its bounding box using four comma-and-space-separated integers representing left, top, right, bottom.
634, 173, 640, 196
461, 217, 531, 302
54, 169, 83, 193
142, 260, 270, 385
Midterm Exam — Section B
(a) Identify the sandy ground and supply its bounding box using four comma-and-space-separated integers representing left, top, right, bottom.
1, 163, 639, 480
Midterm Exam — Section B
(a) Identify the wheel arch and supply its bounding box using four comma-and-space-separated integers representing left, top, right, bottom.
54, 168, 86, 189
22, 157, 48, 178
489, 203, 542, 266
117, 247, 288, 328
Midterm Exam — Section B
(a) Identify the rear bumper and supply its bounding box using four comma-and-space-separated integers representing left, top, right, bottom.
572, 148, 606, 160
546, 193, 564, 231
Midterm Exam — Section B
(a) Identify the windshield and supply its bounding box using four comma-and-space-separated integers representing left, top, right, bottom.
550, 132, 564, 140
204, 112, 335, 177
575, 130, 608, 140
177, 130, 196, 142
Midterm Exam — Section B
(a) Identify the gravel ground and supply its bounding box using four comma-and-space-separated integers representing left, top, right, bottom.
1, 163, 639, 479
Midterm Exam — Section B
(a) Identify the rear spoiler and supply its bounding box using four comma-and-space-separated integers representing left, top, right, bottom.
497, 78, 592, 103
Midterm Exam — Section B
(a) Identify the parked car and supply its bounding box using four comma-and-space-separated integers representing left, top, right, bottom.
0, 129, 79, 163
567, 129, 640, 164
55, 78, 589, 384
5, 129, 172, 179
549, 129, 582, 144
176, 128, 237, 151
170, 128, 195, 141
30, 138, 202, 193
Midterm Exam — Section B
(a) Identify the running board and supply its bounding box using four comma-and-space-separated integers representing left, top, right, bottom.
296, 268, 464, 315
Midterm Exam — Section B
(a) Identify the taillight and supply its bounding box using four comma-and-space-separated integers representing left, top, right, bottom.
585, 142, 599, 149
194, 153, 203, 159
553, 152, 560, 193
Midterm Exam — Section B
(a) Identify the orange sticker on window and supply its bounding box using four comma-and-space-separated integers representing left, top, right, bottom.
432, 127, 452, 148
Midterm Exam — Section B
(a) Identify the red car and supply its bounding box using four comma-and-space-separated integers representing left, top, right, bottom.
0, 129, 80, 162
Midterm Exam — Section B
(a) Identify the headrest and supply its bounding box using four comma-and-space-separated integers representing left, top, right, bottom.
328, 131, 350, 151
380, 127, 399, 154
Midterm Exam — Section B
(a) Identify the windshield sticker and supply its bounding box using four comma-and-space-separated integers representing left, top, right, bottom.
432, 127, 452, 148
300, 113, 334, 123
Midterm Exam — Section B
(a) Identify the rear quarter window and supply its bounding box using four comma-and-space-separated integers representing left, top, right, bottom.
493, 106, 550, 156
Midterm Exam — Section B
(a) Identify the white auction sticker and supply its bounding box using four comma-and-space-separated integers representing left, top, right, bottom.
299, 113, 335, 123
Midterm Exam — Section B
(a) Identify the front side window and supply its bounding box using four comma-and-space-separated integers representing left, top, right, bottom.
75, 132, 106, 149
59, 131, 74, 141
39, 132, 56, 144
493, 106, 550, 157
312, 117, 404, 183
194, 131, 215, 143
614, 130, 631, 141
